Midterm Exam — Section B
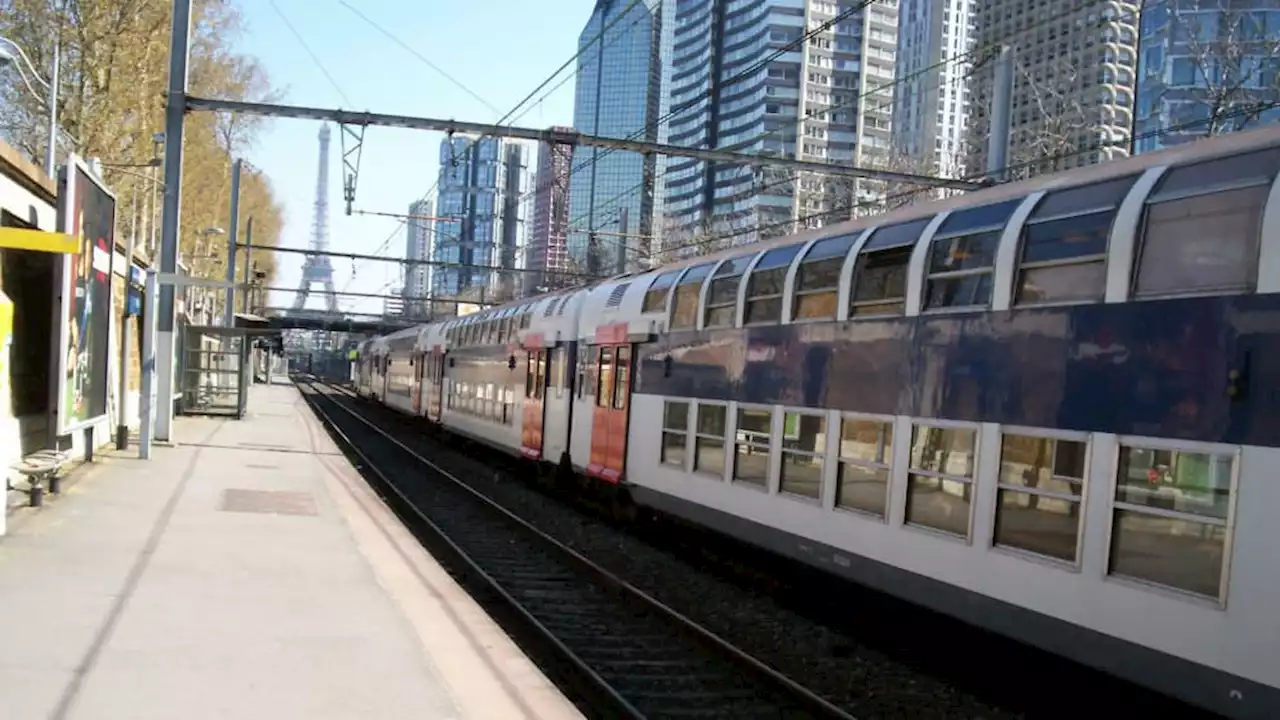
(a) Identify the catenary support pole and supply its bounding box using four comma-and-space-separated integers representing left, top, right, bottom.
151, 0, 193, 443
987, 45, 1014, 183
225, 159, 240, 326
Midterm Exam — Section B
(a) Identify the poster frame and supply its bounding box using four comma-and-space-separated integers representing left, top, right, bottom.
54, 154, 116, 436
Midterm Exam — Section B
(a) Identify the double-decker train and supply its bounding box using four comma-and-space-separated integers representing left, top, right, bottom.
354, 126, 1280, 718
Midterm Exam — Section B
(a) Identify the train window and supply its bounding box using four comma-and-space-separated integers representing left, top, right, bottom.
733, 407, 773, 488
661, 401, 689, 468
576, 345, 590, 399
905, 425, 977, 538
1015, 177, 1137, 306
1134, 184, 1266, 298
694, 403, 727, 478
553, 347, 567, 398
612, 347, 630, 410
793, 234, 857, 321
671, 263, 715, 330
1109, 444, 1233, 600
994, 433, 1088, 563
835, 418, 893, 517
595, 347, 613, 409
745, 245, 804, 325
520, 311, 532, 330
780, 411, 825, 499
849, 219, 929, 317
643, 270, 681, 313
534, 352, 546, 401
704, 254, 755, 328
924, 200, 1021, 311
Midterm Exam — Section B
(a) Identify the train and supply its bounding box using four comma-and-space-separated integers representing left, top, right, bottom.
353, 126, 1280, 718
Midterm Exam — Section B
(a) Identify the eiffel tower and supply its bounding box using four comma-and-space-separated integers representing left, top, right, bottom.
292, 124, 339, 314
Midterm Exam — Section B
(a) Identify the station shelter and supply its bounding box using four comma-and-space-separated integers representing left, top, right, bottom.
1, 141, 150, 536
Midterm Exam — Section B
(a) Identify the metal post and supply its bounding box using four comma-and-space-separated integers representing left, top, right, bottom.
116, 189, 138, 449
225, 159, 241, 326
241, 217, 253, 313
44, 35, 58, 176
152, 0, 193, 443
986, 45, 1014, 183
139, 270, 158, 459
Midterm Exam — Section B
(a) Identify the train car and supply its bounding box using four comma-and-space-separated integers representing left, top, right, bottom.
599, 126, 1280, 717
354, 336, 388, 400
436, 304, 531, 454
358, 126, 1280, 716
380, 326, 420, 416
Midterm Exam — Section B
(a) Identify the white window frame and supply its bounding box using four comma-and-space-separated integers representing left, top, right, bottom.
834, 412, 896, 521
922, 225, 1003, 314
904, 419, 981, 542
778, 409, 827, 502
661, 400, 692, 470
693, 401, 730, 480
991, 426, 1092, 570
732, 403, 775, 490
1103, 435, 1240, 607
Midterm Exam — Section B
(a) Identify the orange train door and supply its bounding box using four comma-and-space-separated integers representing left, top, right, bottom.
587, 343, 631, 483
427, 348, 444, 422
521, 349, 547, 459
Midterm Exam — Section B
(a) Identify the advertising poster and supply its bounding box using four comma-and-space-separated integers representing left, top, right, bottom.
56, 157, 115, 434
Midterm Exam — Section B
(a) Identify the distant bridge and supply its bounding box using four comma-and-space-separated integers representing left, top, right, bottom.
234, 312, 424, 335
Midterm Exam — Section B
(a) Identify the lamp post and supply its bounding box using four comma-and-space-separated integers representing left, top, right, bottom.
0, 36, 59, 176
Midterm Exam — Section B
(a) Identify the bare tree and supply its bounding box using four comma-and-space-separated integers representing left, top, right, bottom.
1006, 56, 1097, 180
1163, 2, 1280, 139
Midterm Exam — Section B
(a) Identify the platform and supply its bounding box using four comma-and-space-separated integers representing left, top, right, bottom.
0, 383, 582, 720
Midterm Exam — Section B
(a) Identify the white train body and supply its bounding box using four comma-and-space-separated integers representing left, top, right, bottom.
351, 127, 1280, 717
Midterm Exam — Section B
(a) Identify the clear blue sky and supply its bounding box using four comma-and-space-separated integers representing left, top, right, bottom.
232, 0, 594, 315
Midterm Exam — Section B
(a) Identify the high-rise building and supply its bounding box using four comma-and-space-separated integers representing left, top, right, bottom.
966, 0, 1140, 178
496, 142, 529, 303
892, 0, 974, 178
431, 135, 527, 304
661, 0, 899, 252
527, 131, 575, 293
404, 199, 434, 317
1134, 1, 1280, 155
567, 0, 663, 277
383, 287, 405, 318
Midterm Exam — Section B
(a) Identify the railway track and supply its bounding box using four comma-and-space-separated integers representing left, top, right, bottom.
296, 377, 851, 720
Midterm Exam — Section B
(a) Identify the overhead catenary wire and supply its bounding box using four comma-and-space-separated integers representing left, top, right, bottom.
270, 0, 353, 107
342, 0, 657, 288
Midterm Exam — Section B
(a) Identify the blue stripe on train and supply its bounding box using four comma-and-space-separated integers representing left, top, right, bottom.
634, 294, 1280, 448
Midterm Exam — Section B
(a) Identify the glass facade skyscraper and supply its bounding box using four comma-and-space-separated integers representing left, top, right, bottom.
403, 198, 433, 317
431, 135, 527, 302
662, 0, 899, 253
1135, 1, 1280, 155
567, 0, 663, 277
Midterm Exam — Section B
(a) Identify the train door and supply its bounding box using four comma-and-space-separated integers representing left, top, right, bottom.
427, 349, 444, 422
587, 343, 631, 483
521, 349, 548, 459
411, 351, 425, 415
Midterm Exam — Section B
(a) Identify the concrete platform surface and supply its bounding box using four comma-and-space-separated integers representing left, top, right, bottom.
0, 382, 583, 720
